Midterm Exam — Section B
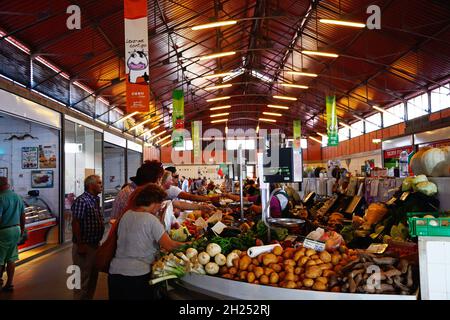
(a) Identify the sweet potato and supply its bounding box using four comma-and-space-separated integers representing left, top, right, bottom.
305, 266, 322, 279
270, 272, 279, 284
257, 254, 264, 264
284, 281, 297, 289
331, 286, 341, 292
252, 258, 259, 266
273, 246, 283, 256
320, 251, 332, 263
284, 259, 296, 267
323, 270, 336, 277
229, 267, 237, 275
299, 256, 309, 267
283, 249, 295, 259
260, 275, 269, 285
263, 253, 278, 266
239, 271, 248, 280
248, 264, 255, 272
264, 267, 274, 276
314, 259, 323, 265
296, 281, 303, 289
233, 258, 239, 269
239, 256, 252, 271
306, 260, 317, 267
222, 273, 233, 279
279, 271, 286, 280
316, 276, 328, 285
270, 263, 282, 272
247, 272, 256, 283
331, 253, 341, 265
293, 250, 304, 262
219, 266, 228, 274
306, 249, 316, 257
313, 281, 327, 291
303, 278, 314, 287
254, 266, 264, 278
294, 267, 302, 275
284, 272, 295, 282
310, 254, 320, 260
285, 265, 294, 274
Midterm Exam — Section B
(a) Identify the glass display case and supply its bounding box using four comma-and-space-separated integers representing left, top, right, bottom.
19, 194, 57, 252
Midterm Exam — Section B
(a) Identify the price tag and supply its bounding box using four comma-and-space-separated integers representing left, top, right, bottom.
400, 191, 410, 201
366, 243, 388, 254
386, 196, 397, 206
194, 217, 208, 230
303, 238, 326, 252
211, 221, 227, 235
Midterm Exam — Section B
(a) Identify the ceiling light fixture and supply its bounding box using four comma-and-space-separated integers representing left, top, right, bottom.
302, 50, 339, 58
210, 112, 229, 118
273, 95, 297, 101
202, 72, 235, 79
267, 104, 289, 110
160, 139, 172, 147
225, 124, 228, 134
309, 136, 323, 144
210, 105, 231, 111
204, 84, 232, 91
147, 130, 167, 141
262, 112, 282, 117
280, 83, 309, 89
156, 135, 171, 144
259, 118, 277, 123
199, 51, 236, 61
256, 125, 260, 133
206, 96, 231, 102
128, 118, 152, 131
286, 71, 318, 77
114, 111, 139, 124
319, 19, 366, 28
192, 20, 237, 30
211, 118, 228, 123
316, 132, 326, 137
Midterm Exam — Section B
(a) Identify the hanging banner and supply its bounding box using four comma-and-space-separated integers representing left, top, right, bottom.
326, 95, 339, 146
192, 121, 202, 163
124, 0, 150, 113
293, 120, 302, 151
172, 89, 185, 148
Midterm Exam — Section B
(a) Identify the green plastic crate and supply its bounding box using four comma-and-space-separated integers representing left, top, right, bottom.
407, 212, 450, 237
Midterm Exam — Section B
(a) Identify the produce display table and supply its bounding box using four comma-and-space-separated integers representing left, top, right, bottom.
177, 274, 417, 300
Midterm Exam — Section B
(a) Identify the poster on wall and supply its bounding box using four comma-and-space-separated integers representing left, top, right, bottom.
293, 120, 302, 151
192, 120, 202, 163
39, 145, 57, 168
0, 168, 7, 178
124, 0, 150, 113
22, 147, 38, 169
31, 170, 54, 188
326, 96, 339, 146
383, 146, 414, 172
172, 89, 185, 148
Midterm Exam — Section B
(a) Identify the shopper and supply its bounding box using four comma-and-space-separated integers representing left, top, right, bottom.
164, 167, 220, 203
160, 171, 215, 213
0, 177, 25, 292
108, 183, 184, 300
181, 176, 189, 193
111, 160, 165, 219
71, 175, 104, 300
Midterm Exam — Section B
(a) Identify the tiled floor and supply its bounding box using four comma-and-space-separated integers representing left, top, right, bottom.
0, 244, 212, 300
0, 245, 108, 300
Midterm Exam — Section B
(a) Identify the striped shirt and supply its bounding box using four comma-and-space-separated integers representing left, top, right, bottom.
71, 192, 104, 245
110, 182, 137, 219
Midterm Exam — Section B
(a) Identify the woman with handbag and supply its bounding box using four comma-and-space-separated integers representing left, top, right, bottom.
107, 183, 184, 300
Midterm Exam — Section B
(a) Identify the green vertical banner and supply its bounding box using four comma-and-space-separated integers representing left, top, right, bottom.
326, 95, 339, 146
172, 89, 185, 148
293, 120, 302, 151
192, 120, 202, 163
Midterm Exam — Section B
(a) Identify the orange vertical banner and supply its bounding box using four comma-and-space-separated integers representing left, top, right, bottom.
124, 0, 150, 113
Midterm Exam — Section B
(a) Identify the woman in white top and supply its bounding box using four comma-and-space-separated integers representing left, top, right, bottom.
108, 183, 184, 300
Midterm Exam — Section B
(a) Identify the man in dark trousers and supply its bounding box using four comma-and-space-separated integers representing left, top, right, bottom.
0, 177, 25, 292
71, 175, 104, 300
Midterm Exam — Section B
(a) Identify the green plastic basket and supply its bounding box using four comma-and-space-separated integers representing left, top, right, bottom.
407, 212, 450, 237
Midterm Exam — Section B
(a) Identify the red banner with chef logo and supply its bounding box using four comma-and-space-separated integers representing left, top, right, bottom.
124, 0, 150, 113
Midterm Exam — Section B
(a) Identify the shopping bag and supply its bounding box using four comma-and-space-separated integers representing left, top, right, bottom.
95, 219, 120, 273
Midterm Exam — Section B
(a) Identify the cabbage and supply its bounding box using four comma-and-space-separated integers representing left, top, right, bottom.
415, 181, 438, 196
402, 177, 415, 191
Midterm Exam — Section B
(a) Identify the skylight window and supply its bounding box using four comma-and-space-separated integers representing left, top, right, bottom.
251, 70, 273, 83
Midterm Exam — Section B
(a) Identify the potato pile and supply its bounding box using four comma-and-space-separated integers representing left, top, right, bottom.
219, 245, 359, 291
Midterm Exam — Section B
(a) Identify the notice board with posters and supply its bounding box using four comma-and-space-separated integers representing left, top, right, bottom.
383, 146, 414, 173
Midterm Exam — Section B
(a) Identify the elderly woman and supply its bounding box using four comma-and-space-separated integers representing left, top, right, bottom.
108, 183, 184, 300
